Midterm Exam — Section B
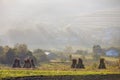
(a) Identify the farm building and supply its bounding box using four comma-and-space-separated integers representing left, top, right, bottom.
105, 48, 120, 57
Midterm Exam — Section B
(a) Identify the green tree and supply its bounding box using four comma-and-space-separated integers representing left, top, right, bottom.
5, 48, 16, 65
0, 46, 4, 55
33, 49, 49, 63
14, 44, 38, 65
14, 43, 28, 54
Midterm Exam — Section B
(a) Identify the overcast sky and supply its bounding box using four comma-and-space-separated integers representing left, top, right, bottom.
0, 0, 120, 31
0, 0, 120, 50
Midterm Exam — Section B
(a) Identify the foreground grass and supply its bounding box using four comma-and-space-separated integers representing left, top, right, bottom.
0, 61, 120, 79
0, 69, 120, 79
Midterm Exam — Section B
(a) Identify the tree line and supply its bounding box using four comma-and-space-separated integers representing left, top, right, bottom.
0, 44, 48, 66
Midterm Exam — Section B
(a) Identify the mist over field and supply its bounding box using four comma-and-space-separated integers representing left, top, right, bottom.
0, 0, 120, 50
0, 2, 120, 80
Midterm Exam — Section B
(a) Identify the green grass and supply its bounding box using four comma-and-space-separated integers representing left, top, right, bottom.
0, 69, 120, 79
0, 56, 120, 79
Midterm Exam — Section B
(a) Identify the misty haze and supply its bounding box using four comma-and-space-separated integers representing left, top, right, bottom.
0, 0, 120, 80
0, 0, 120, 50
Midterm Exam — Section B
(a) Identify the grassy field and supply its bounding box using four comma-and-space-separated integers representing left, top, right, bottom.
0, 65, 120, 80
0, 56, 120, 80
0, 68, 120, 79
0, 70, 120, 78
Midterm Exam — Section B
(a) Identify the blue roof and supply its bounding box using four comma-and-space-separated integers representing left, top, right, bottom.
106, 49, 119, 56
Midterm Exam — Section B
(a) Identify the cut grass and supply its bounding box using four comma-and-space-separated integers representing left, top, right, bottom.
0, 69, 120, 79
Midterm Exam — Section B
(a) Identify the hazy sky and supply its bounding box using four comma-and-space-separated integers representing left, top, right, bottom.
0, 0, 120, 31
0, 0, 120, 49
